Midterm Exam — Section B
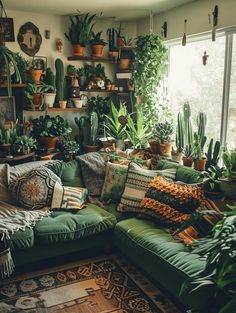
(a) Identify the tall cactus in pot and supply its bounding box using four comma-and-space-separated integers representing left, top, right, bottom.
197, 111, 207, 150
90, 111, 98, 146
176, 112, 185, 152
183, 102, 193, 146
55, 58, 65, 105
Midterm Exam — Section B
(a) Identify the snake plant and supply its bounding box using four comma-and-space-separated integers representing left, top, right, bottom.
0, 45, 22, 96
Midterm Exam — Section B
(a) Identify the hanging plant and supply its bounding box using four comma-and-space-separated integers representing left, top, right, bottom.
133, 34, 168, 127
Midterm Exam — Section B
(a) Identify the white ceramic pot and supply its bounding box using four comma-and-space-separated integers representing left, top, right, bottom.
74, 99, 83, 108
44, 93, 56, 108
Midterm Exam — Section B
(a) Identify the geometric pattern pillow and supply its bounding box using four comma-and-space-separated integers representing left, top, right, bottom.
140, 176, 204, 228
51, 182, 88, 210
117, 162, 176, 213
101, 162, 128, 202
8, 167, 61, 210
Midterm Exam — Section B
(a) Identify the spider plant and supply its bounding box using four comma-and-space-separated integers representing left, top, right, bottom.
126, 107, 152, 149
0, 45, 22, 96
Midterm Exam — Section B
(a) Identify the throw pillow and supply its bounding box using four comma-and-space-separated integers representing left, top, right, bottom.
77, 152, 106, 196
9, 167, 61, 210
140, 176, 204, 228
101, 162, 128, 202
117, 162, 176, 213
60, 160, 84, 187
51, 182, 88, 210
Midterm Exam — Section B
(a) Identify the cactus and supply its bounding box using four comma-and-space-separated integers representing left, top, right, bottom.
183, 102, 193, 146
90, 112, 98, 145
176, 112, 185, 152
206, 138, 221, 169
55, 58, 65, 104
44, 68, 56, 88
197, 112, 207, 150
154, 121, 174, 143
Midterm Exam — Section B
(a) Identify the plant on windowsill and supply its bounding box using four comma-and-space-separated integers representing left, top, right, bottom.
90, 31, 107, 58
12, 135, 37, 155
153, 121, 174, 157
32, 115, 72, 150
191, 132, 207, 171
65, 13, 96, 57
182, 144, 193, 167
199, 166, 224, 199
171, 111, 185, 164
219, 148, 236, 200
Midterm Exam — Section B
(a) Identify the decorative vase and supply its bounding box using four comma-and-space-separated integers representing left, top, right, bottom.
158, 142, 173, 157
182, 156, 194, 167
91, 44, 104, 57
84, 145, 100, 153
119, 59, 130, 70
72, 44, 85, 56
59, 100, 67, 109
219, 179, 236, 200
44, 93, 56, 108
194, 158, 206, 171
171, 151, 183, 164
31, 69, 43, 82
38, 136, 58, 150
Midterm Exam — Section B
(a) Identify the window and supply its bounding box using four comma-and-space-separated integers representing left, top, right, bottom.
168, 36, 226, 142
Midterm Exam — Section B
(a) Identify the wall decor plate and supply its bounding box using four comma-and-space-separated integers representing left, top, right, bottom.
17, 22, 42, 56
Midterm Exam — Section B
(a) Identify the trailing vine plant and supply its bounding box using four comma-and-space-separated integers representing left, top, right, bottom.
133, 34, 168, 128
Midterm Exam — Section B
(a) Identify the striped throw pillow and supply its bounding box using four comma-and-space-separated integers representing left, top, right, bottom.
117, 162, 176, 213
51, 182, 88, 210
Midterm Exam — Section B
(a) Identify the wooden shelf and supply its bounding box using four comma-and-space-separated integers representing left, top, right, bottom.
0, 152, 35, 163
0, 83, 27, 88
80, 89, 117, 93
68, 56, 116, 63
24, 107, 87, 112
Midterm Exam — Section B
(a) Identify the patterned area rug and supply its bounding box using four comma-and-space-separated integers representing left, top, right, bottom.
0, 254, 181, 313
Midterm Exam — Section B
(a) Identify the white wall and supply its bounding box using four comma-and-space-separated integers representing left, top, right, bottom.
137, 0, 236, 39
5, 9, 137, 135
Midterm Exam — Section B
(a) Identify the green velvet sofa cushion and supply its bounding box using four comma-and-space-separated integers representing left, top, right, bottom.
115, 217, 213, 311
10, 228, 35, 251
156, 160, 201, 184
61, 160, 84, 187
33, 204, 116, 245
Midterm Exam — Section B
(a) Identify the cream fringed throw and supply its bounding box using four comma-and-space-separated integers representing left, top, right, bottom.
0, 201, 50, 279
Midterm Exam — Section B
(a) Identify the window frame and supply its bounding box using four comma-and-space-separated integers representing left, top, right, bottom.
166, 27, 236, 146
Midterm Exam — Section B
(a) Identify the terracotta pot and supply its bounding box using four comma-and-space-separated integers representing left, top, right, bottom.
219, 178, 236, 200
0, 143, 11, 154
182, 156, 194, 167
91, 44, 105, 57
72, 44, 85, 56
106, 85, 112, 91
38, 136, 58, 150
33, 93, 42, 110
59, 100, 67, 109
31, 69, 43, 82
84, 145, 100, 153
171, 151, 183, 164
149, 140, 158, 154
193, 158, 206, 171
117, 37, 125, 47
108, 51, 119, 58
119, 59, 130, 70
158, 142, 173, 157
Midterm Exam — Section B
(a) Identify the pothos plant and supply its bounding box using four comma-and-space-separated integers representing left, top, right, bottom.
133, 34, 168, 128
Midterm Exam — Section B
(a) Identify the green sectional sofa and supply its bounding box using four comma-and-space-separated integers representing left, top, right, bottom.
7, 158, 213, 312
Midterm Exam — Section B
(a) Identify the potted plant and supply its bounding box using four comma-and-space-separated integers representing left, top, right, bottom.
62, 140, 80, 160
24, 83, 55, 110
154, 121, 174, 157
182, 144, 194, 167
199, 166, 224, 199
192, 132, 207, 171
0, 45, 22, 96
12, 135, 37, 155
104, 101, 128, 150
126, 107, 151, 150
219, 148, 236, 199
13, 53, 29, 83
77, 67, 85, 87
30, 58, 44, 82
118, 49, 134, 71
32, 115, 72, 150
93, 63, 106, 81
43, 68, 57, 108
205, 138, 221, 170
65, 13, 96, 57
0, 122, 18, 155
90, 31, 107, 58
172, 112, 185, 164
107, 28, 119, 58
115, 23, 124, 47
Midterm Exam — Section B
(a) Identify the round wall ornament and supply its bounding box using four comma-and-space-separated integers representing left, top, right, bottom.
17, 22, 42, 56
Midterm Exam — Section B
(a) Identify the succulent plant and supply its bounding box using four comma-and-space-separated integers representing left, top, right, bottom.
222, 148, 236, 178
12, 135, 37, 154
154, 121, 174, 143
90, 31, 107, 46
206, 138, 221, 169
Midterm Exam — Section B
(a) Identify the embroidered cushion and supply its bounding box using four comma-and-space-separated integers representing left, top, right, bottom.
140, 176, 204, 228
101, 162, 128, 202
117, 162, 176, 213
51, 182, 88, 210
9, 167, 61, 210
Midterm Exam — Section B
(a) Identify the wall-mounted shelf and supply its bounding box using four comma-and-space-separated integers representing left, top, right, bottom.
0, 83, 27, 89
81, 89, 117, 93
68, 56, 116, 63
24, 107, 87, 112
